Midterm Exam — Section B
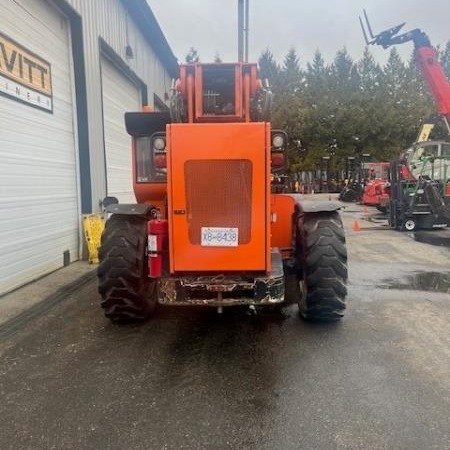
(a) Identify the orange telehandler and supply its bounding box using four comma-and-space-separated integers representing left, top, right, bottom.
97, 62, 348, 323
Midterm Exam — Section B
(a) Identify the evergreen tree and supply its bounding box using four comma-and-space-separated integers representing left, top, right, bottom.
304, 50, 328, 105
185, 47, 200, 63
257, 39, 449, 172
305, 51, 328, 97
330, 48, 359, 95
258, 48, 280, 90
376, 48, 410, 155
306, 50, 326, 80
294, 50, 330, 168
357, 47, 382, 93
318, 49, 360, 163
352, 48, 386, 160
280, 48, 302, 91
383, 48, 407, 101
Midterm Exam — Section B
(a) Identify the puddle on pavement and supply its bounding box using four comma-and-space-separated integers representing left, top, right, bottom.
380, 272, 450, 293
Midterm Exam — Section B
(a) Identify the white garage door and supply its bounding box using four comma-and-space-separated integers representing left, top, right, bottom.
0, 0, 79, 295
101, 57, 141, 203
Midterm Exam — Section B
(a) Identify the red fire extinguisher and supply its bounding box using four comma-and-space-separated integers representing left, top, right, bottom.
147, 219, 168, 278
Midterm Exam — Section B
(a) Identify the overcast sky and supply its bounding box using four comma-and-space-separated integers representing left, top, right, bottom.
149, 0, 450, 67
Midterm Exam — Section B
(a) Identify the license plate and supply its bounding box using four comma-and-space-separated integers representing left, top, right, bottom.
201, 227, 238, 247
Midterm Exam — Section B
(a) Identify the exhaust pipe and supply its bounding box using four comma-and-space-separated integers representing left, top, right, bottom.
238, 0, 244, 62
238, 0, 249, 62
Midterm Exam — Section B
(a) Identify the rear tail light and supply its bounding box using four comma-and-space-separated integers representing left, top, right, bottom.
136, 133, 167, 182
271, 152, 285, 169
153, 153, 167, 169
271, 130, 288, 173
152, 133, 167, 173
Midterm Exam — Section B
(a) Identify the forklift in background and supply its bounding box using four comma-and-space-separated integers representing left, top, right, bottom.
361, 162, 390, 210
388, 141, 450, 230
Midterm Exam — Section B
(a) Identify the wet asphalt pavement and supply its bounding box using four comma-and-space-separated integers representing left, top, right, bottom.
0, 206, 449, 450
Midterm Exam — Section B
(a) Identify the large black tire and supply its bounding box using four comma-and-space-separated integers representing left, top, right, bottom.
297, 212, 348, 321
97, 215, 157, 322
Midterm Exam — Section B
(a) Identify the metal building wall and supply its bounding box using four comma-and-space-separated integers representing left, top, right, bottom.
65, 0, 175, 211
0, 0, 81, 294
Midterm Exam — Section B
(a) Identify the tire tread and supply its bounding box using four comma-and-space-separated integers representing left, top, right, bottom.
97, 215, 156, 322
298, 212, 348, 321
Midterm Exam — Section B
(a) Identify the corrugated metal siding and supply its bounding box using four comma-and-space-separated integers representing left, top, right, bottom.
101, 57, 141, 203
0, 0, 79, 294
0, 0, 175, 293
65, 0, 174, 210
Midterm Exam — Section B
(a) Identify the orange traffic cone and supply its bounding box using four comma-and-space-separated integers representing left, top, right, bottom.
352, 219, 362, 232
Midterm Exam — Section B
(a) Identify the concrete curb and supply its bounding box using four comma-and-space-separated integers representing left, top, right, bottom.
0, 261, 97, 339
0, 267, 96, 340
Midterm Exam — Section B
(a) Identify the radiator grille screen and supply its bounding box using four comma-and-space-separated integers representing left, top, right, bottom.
185, 159, 252, 245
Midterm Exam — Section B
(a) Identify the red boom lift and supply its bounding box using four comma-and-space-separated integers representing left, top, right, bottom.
360, 12, 450, 230
360, 11, 450, 133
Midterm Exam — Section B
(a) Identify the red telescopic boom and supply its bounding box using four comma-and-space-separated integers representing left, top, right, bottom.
360, 10, 450, 133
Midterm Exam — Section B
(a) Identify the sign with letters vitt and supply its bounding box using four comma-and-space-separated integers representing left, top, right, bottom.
0, 32, 53, 112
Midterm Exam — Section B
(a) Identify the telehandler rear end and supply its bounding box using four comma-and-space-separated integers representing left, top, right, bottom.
97, 62, 348, 322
